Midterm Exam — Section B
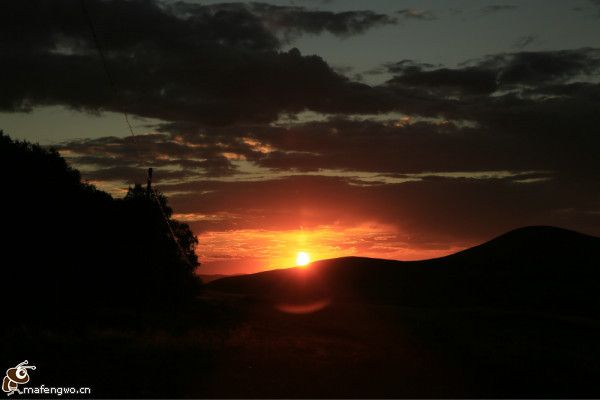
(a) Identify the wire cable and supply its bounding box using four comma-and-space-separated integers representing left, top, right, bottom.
79, 0, 195, 268
79, 0, 136, 139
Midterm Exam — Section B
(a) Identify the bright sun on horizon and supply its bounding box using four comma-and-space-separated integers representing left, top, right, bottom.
296, 251, 311, 267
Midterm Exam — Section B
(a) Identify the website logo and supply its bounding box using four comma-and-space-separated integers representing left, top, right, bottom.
2, 361, 35, 396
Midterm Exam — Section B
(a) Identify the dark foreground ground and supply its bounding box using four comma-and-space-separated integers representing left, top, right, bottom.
4, 291, 600, 398
5, 227, 600, 398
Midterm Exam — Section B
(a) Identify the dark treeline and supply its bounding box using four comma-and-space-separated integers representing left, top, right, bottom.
1, 131, 201, 324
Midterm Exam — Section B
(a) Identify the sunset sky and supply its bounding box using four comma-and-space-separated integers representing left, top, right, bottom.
2, 0, 600, 274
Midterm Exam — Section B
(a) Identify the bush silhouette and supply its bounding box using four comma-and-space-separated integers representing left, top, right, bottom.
1, 131, 200, 323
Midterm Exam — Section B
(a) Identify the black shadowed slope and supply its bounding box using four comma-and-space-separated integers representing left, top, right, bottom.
208, 226, 600, 314
201, 227, 600, 398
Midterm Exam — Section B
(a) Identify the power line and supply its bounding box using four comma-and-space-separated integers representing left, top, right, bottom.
79, 0, 136, 139
151, 188, 193, 266
79, 0, 195, 268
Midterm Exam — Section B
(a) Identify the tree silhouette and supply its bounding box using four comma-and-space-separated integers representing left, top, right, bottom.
0, 131, 200, 324
123, 183, 199, 270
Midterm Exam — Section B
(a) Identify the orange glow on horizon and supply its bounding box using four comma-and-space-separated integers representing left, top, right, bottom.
196, 223, 465, 275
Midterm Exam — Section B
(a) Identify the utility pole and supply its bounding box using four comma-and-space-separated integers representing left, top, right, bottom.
146, 167, 153, 197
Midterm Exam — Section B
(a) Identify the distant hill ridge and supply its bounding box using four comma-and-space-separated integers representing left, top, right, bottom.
208, 226, 600, 314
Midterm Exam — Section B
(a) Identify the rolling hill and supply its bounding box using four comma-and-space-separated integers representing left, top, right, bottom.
208, 226, 600, 314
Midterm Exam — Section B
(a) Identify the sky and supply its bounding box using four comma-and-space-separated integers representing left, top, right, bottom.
2, 0, 599, 274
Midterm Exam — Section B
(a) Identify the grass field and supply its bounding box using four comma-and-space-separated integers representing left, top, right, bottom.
5, 291, 600, 398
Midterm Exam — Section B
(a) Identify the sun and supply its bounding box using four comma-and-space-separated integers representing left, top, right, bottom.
296, 251, 311, 267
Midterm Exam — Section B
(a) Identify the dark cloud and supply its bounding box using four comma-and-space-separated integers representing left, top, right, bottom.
246, 3, 396, 37
5, 0, 597, 131
584, 0, 600, 16
83, 165, 193, 184
396, 9, 437, 21
3, 0, 599, 257
524, 81, 600, 102
59, 96, 599, 197
165, 104, 598, 179
0, 0, 393, 54
386, 64, 498, 95
481, 5, 518, 14
42, 40, 600, 196
511, 35, 538, 49
53, 43, 600, 187
485, 48, 600, 85
0, 0, 398, 125
385, 48, 600, 96
169, 2, 396, 39
58, 133, 238, 178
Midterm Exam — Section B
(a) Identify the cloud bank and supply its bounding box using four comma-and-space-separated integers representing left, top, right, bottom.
1, 0, 599, 272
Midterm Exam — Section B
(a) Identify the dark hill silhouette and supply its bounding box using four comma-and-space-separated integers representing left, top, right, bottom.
208, 226, 600, 314
198, 273, 236, 283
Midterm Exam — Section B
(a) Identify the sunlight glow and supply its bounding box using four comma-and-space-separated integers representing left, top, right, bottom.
296, 251, 311, 267
197, 224, 464, 275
